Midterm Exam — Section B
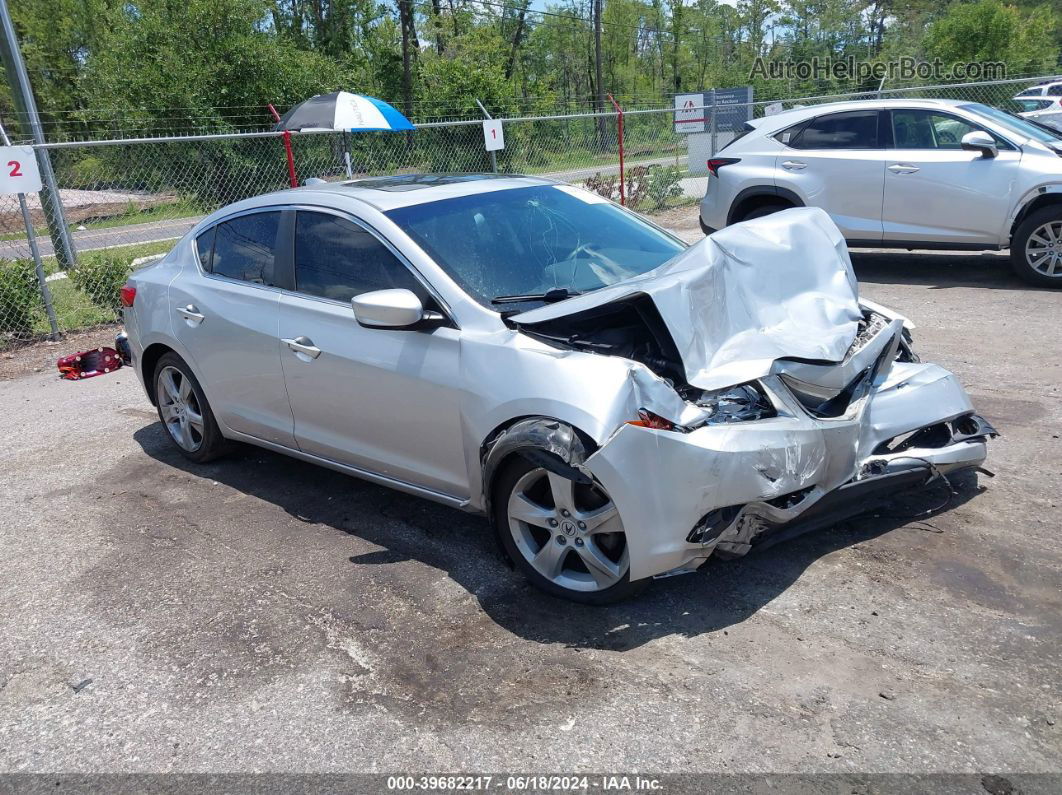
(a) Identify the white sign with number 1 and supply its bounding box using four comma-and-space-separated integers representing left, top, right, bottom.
483, 119, 505, 152
0, 146, 42, 194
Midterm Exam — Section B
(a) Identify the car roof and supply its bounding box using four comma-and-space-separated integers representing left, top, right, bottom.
750, 97, 973, 129
246, 173, 560, 213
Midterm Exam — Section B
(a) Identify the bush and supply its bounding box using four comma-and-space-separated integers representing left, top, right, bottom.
638, 166, 685, 210
0, 258, 43, 342
68, 254, 133, 319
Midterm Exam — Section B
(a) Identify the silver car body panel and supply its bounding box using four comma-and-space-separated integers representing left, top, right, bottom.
125, 180, 992, 583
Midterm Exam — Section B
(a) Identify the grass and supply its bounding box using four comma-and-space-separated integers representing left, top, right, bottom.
0, 199, 205, 242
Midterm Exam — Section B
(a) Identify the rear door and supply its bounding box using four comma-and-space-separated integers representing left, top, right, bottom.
277, 208, 467, 498
169, 209, 295, 448
774, 109, 887, 242
881, 108, 1020, 245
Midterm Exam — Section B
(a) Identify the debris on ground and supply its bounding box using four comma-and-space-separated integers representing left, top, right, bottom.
57, 347, 123, 380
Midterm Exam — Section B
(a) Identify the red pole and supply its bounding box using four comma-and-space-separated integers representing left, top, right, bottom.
607, 93, 625, 206
268, 103, 298, 188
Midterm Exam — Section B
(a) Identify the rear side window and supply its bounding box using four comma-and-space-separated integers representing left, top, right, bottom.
1018, 99, 1054, 112
195, 227, 214, 270
293, 211, 422, 303
790, 111, 880, 149
773, 120, 809, 146
1048, 85, 1062, 97
210, 212, 281, 284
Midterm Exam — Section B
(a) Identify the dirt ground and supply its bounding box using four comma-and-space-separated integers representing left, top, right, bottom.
0, 218, 1059, 780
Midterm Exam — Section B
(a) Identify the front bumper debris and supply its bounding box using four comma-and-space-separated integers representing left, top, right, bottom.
583, 361, 994, 581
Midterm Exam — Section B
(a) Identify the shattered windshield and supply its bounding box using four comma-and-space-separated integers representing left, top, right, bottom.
385, 185, 686, 307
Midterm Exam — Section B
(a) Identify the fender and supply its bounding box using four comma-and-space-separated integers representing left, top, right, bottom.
1007, 183, 1062, 244
727, 186, 805, 225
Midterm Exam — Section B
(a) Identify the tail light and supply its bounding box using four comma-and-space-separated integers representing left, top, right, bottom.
119, 284, 136, 307
706, 158, 740, 177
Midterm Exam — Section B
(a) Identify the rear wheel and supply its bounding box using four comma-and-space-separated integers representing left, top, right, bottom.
153, 352, 229, 463
739, 202, 789, 222
493, 456, 646, 604
1011, 206, 1062, 287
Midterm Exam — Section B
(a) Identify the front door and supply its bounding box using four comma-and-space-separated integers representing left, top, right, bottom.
882, 108, 1021, 245
277, 209, 468, 498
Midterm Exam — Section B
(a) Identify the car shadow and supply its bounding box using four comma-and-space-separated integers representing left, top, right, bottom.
848, 249, 1048, 291
133, 423, 983, 651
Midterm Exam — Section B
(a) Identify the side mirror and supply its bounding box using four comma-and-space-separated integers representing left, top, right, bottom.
351, 288, 444, 330
960, 131, 998, 159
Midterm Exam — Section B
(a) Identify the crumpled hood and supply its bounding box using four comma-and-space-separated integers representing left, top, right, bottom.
511, 206, 864, 391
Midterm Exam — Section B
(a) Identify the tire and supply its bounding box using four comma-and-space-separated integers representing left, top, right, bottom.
739, 203, 789, 222
153, 352, 230, 463
492, 455, 647, 604
1010, 206, 1062, 287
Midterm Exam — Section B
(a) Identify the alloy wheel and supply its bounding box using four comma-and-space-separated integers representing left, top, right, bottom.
1025, 220, 1062, 277
157, 365, 205, 452
506, 467, 629, 593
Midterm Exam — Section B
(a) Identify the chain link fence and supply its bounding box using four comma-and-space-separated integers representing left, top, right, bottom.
1, 72, 1057, 350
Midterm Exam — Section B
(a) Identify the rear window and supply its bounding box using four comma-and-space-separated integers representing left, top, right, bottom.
210, 212, 281, 285
789, 111, 880, 149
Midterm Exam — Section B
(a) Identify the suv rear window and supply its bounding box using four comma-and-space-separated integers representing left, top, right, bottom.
788, 111, 880, 149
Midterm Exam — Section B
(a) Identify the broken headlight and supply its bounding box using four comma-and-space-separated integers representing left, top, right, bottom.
695, 383, 776, 425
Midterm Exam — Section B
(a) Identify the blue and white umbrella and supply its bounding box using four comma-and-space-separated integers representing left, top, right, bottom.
274, 91, 414, 132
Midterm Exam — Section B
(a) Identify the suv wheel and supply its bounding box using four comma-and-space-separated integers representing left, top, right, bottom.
739, 203, 789, 222
492, 456, 646, 604
154, 352, 229, 463
1011, 206, 1062, 287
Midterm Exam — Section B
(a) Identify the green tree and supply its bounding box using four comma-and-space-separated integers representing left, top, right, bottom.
923, 0, 1058, 76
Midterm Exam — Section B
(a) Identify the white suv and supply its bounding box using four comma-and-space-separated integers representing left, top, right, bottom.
698, 98, 1062, 286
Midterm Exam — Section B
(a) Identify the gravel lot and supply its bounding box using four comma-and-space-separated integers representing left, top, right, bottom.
0, 217, 1059, 778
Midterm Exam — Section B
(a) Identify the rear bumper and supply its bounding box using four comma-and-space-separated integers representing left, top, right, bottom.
583, 362, 992, 581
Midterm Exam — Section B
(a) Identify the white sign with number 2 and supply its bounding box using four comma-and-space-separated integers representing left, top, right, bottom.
483, 119, 505, 152
0, 147, 42, 194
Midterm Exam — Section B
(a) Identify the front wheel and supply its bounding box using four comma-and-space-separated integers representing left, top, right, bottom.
1011, 207, 1062, 287
492, 456, 646, 604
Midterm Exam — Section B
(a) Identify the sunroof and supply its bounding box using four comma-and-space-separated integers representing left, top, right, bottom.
344, 174, 502, 192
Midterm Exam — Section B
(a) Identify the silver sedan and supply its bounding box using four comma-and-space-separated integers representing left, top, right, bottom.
121, 174, 994, 603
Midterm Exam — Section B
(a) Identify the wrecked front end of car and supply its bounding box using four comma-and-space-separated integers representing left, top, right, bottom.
508, 207, 995, 581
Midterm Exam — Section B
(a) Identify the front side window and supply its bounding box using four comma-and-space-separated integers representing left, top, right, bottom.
1048, 85, 1062, 97
293, 211, 421, 303
385, 185, 685, 307
891, 109, 1011, 150
210, 212, 280, 284
789, 111, 880, 149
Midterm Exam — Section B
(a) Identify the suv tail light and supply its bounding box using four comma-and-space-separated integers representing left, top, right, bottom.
119, 284, 136, 307
706, 157, 740, 177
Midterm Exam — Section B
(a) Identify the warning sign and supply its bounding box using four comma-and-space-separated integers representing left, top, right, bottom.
673, 94, 704, 134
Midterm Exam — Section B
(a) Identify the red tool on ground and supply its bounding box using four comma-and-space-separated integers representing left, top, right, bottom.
57, 347, 123, 380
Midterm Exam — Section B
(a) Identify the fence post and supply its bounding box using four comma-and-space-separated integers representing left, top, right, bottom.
710, 89, 717, 157
475, 99, 498, 174
607, 94, 624, 206
0, 0, 77, 272
267, 104, 298, 187
0, 118, 58, 337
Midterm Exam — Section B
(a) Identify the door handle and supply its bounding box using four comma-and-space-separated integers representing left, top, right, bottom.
781, 160, 807, 170
888, 163, 920, 174
175, 304, 205, 325
281, 336, 322, 360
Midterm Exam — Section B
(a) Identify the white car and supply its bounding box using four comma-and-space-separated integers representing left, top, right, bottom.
120, 176, 993, 603
1014, 94, 1062, 132
698, 98, 1062, 286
